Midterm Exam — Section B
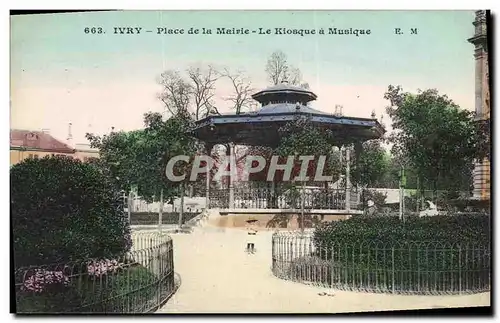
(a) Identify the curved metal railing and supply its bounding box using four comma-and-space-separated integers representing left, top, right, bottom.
14, 232, 179, 313
271, 231, 491, 295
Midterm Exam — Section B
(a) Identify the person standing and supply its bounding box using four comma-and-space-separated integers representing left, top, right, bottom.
364, 200, 378, 217
245, 219, 258, 254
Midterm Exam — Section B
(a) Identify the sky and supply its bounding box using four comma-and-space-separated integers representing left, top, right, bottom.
11, 10, 477, 145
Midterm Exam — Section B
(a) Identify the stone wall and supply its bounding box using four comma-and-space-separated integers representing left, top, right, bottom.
208, 213, 350, 229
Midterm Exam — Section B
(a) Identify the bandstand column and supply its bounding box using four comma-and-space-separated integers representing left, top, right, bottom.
353, 142, 363, 206
345, 146, 351, 212
229, 143, 236, 209
205, 143, 214, 209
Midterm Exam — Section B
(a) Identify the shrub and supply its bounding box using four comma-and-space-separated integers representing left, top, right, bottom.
314, 214, 490, 247
304, 215, 491, 293
11, 155, 132, 267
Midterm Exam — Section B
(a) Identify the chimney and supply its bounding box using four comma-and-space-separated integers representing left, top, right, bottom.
334, 105, 343, 117
67, 122, 73, 146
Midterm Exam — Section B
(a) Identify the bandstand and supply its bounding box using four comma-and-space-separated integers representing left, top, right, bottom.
189, 82, 385, 228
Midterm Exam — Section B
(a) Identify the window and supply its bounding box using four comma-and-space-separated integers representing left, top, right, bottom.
34, 155, 39, 159
28, 154, 34, 159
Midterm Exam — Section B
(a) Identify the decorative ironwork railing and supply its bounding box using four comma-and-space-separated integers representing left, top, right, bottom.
209, 185, 362, 210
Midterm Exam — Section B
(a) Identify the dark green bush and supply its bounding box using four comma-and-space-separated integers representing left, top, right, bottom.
11, 155, 132, 267
302, 215, 491, 293
314, 214, 490, 247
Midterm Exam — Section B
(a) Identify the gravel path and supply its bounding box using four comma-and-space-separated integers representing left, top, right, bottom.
157, 226, 490, 313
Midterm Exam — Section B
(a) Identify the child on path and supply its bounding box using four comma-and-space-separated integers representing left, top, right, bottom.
245, 219, 258, 254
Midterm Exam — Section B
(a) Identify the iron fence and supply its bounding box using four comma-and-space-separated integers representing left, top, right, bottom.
272, 232, 491, 295
14, 232, 178, 314
210, 186, 362, 210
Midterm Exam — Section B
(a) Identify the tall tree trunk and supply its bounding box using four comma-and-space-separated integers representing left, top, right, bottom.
158, 189, 163, 232
126, 191, 132, 223
433, 173, 439, 209
416, 176, 420, 213
178, 183, 185, 229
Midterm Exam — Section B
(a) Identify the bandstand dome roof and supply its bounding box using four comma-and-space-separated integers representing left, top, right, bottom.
256, 83, 308, 92
255, 103, 323, 115
189, 82, 385, 148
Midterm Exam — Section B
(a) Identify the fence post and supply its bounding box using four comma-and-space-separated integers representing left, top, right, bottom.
391, 247, 395, 294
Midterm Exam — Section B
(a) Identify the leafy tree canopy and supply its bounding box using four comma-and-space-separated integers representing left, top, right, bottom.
86, 110, 200, 202
384, 85, 483, 191
350, 140, 390, 187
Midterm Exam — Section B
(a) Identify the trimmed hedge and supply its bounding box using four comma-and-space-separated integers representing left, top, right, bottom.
11, 155, 132, 267
314, 214, 490, 247
284, 215, 492, 293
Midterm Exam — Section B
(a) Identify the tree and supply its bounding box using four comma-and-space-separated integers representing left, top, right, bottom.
187, 65, 220, 120
265, 50, 309, 88
87, 110, 199, 228
266, 50, 288, 85
384, 85, 482, 199
375, 154, 418, 189
273, 117, 342, 230
275, 117, 339, 181
86, 130, 144, 193
350, 140, 390, 188
221, 68, 254, 115
158, 70, 193, 117
142, 111, 200, 227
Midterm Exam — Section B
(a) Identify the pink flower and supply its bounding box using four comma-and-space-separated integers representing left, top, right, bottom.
87, 259, 122, 276
22, 269, 69, 293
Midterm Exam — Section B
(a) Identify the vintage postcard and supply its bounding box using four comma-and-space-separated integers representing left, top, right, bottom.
10, 10, 491, 314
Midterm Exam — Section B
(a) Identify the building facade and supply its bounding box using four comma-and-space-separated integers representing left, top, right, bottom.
468, 10, 490, 200
10, 129, 75, 165
10, 129, 99, 165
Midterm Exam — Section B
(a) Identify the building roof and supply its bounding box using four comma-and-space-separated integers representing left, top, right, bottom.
255, 103, 323, 115
190, 82, 385, 147
10, 129, 75, 153
253, 83, 315, 94
192, 110, 384, 147
251, 83, 317, 103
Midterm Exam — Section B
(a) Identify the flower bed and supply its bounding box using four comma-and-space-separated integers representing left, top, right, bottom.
16, 259, 163, 313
